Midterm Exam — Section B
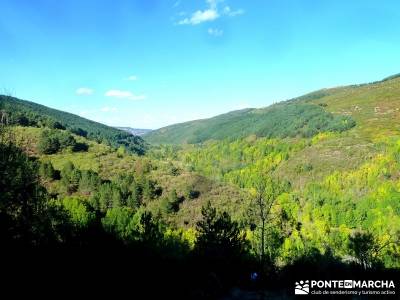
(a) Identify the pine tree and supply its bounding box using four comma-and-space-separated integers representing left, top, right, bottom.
195, 201, 246, 259
166, 189, 180, 213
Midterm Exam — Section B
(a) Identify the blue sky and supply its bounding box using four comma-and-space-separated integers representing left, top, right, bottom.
1, 0, 400, 129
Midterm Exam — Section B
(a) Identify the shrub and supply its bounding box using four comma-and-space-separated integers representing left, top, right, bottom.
37, 129, 88, 154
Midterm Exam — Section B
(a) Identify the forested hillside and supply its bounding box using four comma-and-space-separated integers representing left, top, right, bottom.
145, 75, 400, 145
0, 95, 146, 154
147, 75, 400, 269
144, 101, 355, 145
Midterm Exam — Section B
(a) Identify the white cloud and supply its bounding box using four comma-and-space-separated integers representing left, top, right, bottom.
101, 106, 118, 112
177, 0, 243, 26
179, 9, 219, 25
208, 28, 224, 37
105, 90, 146, 101
76, 87, 94, 95
223, 6, 244, 17
127, 75, 138, 81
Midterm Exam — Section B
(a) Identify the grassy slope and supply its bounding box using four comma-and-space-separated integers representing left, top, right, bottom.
275, 77, 400, 187
146, 75, 400, 189
0, 95, 146, 154
11, 126, 246, 227
12, 126, 120, 177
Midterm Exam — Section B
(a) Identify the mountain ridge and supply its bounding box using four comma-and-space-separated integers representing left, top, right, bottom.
144, 74, 400, 144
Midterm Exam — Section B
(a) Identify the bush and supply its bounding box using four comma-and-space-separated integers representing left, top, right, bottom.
162, 189, 181, 213
60, 161, 81, 194
185, 186, 200, 200
117, 146, 126, 158
52, 121, 66, 130
72, 142, 89, 152
38, 133, 60, 154
37, 129, 88, 154
71, 127, 88, 137
39, 161, 58, 180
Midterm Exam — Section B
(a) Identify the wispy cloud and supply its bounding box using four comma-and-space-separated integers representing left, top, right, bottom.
127, 75, 138, 81
105, 89, 146, 101
208, 28, 223, 37
76, 87, 94, 95
177, 0, 243, 26
223, 6, 244, 17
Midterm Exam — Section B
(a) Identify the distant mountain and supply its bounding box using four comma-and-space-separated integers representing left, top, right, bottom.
144, 74, 400, 145
116, 127, 152, 136
0, 95, 147, 154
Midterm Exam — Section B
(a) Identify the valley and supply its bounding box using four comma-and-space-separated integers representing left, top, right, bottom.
1, 75, 400, 297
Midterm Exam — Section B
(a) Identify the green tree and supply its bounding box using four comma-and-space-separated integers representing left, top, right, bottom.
61, 196, 95, 229
39, 161, 57, 180
142, 178, 156, 201
78, 170, 101, 196
127, 180, 141, 208
139, 211, 163, 246
0, 122, 72, 246
71, 127, 87, 137
165, 189, 181, 213
57, 131, 76, 148
60, 161, 81, 194
92, 183, 113, 211
249, 176, 287, 266
112, 188, 123, 207
348, 231, 377, 269
38, 131, 60, 154
195, 201, 246, 259
102, 207, 136, 240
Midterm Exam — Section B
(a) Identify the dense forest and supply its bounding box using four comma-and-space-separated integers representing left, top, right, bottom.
1, 75, 400, 298
145, 103, 355, 144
